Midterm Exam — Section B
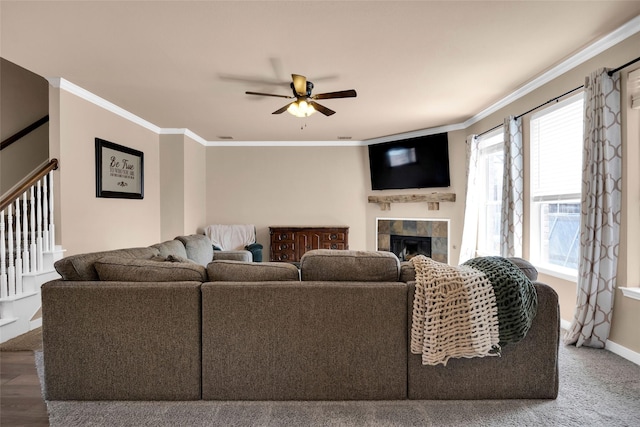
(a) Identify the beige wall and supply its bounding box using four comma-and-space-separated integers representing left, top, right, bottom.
159, 133, 207, 241
465, 32, 640, 354
159, 134, 185, 241
205, 146, 368, 253
0, 58, 49, 194
183, 135, 206, 235
49, 88, 161, 255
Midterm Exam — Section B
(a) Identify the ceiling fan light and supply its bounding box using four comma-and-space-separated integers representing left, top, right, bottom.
287, 100, 316, 118
287, 102, 300, 116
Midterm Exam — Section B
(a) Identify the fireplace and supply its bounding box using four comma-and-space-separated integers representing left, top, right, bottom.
377, 218, 449, 263
390, 235, 432, 261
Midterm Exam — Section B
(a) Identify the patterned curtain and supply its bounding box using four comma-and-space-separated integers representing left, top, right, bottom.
565, 69, 621, 348
459, 135, 480, 264
500, 116, 524, 258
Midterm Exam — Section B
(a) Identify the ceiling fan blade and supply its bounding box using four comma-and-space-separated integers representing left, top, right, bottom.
313, 89, 357, 100
292, 74, 307, 96
309, 101, 336, 116
272, 103, 294, 114
246, 91, 293, 99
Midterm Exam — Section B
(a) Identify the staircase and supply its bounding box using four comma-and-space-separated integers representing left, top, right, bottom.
1, 159, 63, 343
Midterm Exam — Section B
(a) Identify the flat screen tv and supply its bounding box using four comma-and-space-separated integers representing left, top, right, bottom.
368, 132, 450, 190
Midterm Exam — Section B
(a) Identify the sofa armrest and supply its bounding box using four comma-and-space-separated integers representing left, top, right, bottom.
41, 280, 202, 400
407, 281, 559, 399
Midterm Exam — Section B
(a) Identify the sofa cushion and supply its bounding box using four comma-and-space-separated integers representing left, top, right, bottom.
54, 247, 160, 281
207, 260, 299, 281
397, 257, 539, 283
300, 249, 400, 282
400, 261, 416, 283
94, 256, 207, 282
151, 239, 188, 259
507, 257, 538, 281
174, 234, 214, 266
212, 250, 253, 262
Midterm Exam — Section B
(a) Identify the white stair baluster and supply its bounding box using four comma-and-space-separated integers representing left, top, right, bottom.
48, 171, 55, 252
1, 210, 7, 299
7, 205, 15, 297
22, 192, 29, 274
43, 175, 49, 252
36, 180, 43, 271
15, 199, 23, 296
30, 187, 36, 273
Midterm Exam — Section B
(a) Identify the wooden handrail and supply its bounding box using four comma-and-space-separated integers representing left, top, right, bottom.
0, 115, 49, 151
0, 158, 58, 212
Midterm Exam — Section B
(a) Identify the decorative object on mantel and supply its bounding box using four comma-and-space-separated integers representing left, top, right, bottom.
368, 193, 456, 211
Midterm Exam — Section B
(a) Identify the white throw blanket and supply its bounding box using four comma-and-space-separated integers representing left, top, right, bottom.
204, 224, 256, 251
410, 255, 500, 366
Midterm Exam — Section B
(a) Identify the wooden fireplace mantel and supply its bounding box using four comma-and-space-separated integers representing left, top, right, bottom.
368, 193, 456, 211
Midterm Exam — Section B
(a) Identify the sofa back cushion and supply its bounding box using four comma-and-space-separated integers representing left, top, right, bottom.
398, 256, 539, 282
151, 239, 188, 259
54, 247, 160, 281
300, 249, 400, 282
174, 234, 214, 266
94, 256, 207, 282
207, 260, 299, 281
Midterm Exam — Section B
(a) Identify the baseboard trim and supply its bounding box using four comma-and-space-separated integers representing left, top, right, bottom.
561, 318, 640, 366
606, 340, 640, 366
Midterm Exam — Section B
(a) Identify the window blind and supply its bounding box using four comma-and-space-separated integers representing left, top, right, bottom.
530, 94, 584, 200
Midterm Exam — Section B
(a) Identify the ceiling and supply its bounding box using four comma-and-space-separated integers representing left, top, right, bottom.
1, 1, 639, 143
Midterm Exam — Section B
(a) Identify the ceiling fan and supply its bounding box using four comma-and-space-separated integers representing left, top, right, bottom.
245, 74, 357, 117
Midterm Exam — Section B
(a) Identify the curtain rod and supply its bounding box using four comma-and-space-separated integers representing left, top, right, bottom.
608, 55, 640, 76
476, 55, 640, 138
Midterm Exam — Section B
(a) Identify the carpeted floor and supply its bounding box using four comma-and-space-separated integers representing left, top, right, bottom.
35, 339, 640, 427
0, 327, 43, 351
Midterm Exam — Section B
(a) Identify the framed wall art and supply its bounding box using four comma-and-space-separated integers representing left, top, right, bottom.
95, 138, 144, 199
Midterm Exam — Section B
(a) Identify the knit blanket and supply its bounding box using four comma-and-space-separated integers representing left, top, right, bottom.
410, 255, 537, 366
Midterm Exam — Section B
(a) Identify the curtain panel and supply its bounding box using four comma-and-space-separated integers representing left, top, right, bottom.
500, 116, 524, 258
459, 134, 480, 264
565, 68, 622, 348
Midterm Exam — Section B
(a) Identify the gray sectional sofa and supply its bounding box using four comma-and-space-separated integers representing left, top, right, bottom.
41, 234, 560, 401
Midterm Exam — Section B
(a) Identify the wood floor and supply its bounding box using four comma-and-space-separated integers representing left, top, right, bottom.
0, 351, 49, 426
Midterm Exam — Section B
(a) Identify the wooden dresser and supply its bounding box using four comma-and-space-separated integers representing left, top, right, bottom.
269, 226, 349, 262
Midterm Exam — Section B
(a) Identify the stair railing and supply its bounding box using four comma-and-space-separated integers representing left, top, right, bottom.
0, 159, 58, 302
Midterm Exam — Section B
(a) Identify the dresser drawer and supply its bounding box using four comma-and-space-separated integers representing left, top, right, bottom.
321, 232, 346, 243
272, 232, 295, 243
321, 242, 347, 250
271, 250, 296, 262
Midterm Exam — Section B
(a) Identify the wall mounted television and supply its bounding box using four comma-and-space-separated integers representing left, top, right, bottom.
368, 132, 450, 190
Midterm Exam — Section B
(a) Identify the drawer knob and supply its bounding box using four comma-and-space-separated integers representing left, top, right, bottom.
330, 243, 338, 249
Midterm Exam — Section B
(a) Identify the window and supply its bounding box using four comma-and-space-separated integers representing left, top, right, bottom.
530, 94, 584, 278
476, 130, 504, 256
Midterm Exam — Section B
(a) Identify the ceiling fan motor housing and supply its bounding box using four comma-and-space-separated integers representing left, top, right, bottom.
290, 81, 314, 97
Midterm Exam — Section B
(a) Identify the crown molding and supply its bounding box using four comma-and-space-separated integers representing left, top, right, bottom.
46, 15, 640, 147
462, 14, 640, 129
364, 122, 466, 145
205, 140, 367, 147
46, 77, 161, 134
159, 128, 209, 145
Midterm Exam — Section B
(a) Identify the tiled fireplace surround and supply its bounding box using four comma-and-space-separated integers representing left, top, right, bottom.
377, 218, 449, 263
